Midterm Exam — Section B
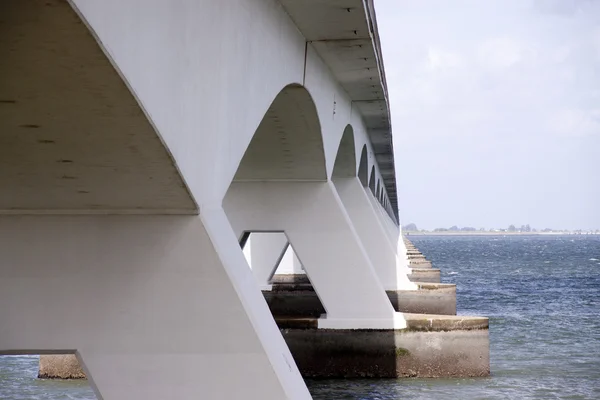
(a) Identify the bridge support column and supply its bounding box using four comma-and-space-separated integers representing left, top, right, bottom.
224, 181, 405, 329
365, 191, 411, 266
244, 232, 289, 290
333, 178, 415, 291
276, 243, 305, 276
0, 215, 310, 400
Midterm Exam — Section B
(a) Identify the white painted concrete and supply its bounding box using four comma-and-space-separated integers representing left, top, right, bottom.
0, 0, 196, 213
277, 244, 305, 275
224, 181, 406, 329
367, 193, 411, 273
366, 192, 411, 266
67, 0, 392, 208
334, 178, 415, 290
330, 125, 411, 290
3, 0, 407, 396
245, 233, 289, 289
0, 215, 310, 400
244, 233, 304, 286
367, 191, 404, 250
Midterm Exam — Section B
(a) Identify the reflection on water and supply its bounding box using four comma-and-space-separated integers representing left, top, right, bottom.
1, 235, 599, 399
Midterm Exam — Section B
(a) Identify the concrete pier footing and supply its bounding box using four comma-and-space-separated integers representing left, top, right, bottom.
387, 283, 456, 315
404, 240, 434, 269
38, 355, 85, 379
266, 274, 455, 315
276, 314, 489, 378
39, 238, 485, 381
265, 238, 488, 379
409, 260, 433, 268
407, 268, 441, 283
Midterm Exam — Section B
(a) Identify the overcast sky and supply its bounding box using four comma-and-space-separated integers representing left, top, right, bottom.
376, 0, 600, 231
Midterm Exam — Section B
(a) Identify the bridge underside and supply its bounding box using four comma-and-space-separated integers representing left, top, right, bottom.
0, 1, 488, 399
0, 0, 196, 213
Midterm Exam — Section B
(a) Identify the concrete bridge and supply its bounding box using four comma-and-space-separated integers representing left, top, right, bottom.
0, 0, 488, 398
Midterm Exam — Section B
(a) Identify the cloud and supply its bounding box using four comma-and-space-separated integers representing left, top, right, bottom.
532, 0, 590, 17
593, 27, 600, 62
477, 37, 525, 69
426, 48, 464, 71
547, 109, 600, 138
376, 0, 600, 229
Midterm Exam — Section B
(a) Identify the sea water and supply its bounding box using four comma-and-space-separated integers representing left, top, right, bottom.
1, 235, 599, 399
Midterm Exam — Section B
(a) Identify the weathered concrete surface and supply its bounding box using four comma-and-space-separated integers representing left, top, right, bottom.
265, 276, 455, 315
38, 355, 86, 379
407, 268, 441, 283
404, 240, 434, 269
409, 260, 433, 269
276, 314, 489, 378
271, 273, 309, 284
388, 283, 456, 315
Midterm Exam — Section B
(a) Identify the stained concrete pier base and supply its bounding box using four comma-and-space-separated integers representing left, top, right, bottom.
265, 275, 455, 315
38, 355, 85, 379
409, 260, 433, 269
276, 314, 489, 378
407, 268, 441, 283
387, 283, 456, 315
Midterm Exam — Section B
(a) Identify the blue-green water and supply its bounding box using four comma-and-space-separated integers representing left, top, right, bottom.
1, 235, 599, 399
309, 235, 600, 399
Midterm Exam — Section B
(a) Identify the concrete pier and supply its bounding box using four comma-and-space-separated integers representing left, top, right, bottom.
39, 237, 481, 381
261, 238, 489, 379
266, 274, 456, 315
404, 238, 435, 269
407, 268, 441, 283
276, 314, 489, 378
410, 260, 434, 268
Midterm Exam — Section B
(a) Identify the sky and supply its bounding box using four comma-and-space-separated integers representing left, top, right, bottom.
376, 0, 600, 231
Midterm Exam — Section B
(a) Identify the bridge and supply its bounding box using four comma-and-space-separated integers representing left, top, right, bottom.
0, 0, 488, 399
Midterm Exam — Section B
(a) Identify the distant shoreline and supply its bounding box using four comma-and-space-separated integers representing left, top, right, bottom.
404, 232, 598, 236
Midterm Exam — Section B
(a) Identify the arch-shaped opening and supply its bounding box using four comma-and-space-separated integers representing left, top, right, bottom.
358, 145, 369, 187
224, 83, 329, 326
369, 166, 376, 195
224, 85, 331, 332
376, 180, 381, 202
234, 84, 326, 182
332, 125, 357, 179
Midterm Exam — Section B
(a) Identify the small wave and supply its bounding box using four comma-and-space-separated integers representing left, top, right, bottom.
589, 258, 599, 261
544, 261, 551, 264
447, 271, 459, 275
